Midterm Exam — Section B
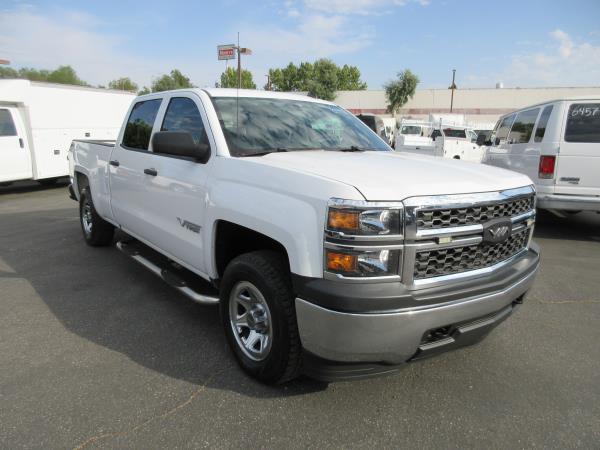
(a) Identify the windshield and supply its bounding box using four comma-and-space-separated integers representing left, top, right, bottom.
212, 97, 390, 157
400, 125, 421, 135
443, 128, 467, 138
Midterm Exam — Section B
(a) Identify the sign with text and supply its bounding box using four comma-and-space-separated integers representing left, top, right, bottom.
217, 44, 236, 61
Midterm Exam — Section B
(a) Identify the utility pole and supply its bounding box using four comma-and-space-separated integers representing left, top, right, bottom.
448, 69, 457, 113
265, 74, 271, 91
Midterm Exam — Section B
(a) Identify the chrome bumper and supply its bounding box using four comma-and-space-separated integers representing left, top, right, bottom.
537, 193, 600, 211
295, 263, 538, 364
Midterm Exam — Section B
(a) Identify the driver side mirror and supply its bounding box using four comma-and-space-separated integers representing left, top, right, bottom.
152, 131, 210, 163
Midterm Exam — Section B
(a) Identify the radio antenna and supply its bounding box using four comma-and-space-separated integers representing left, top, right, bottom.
236, 32, 240, 131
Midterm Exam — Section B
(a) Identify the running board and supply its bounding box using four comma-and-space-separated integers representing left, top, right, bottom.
116, 241, 219, 305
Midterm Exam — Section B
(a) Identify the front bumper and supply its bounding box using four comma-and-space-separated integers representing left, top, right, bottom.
537, 193, 600, 211
295, 247, 539, 380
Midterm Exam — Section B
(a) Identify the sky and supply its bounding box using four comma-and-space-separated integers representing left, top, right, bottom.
1, 0, 599, 90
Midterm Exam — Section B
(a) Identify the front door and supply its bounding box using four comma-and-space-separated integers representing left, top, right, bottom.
0, 107, 32, 183
142, 94, 213, 274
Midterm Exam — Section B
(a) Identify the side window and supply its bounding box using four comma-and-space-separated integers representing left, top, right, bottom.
0, 109, 17, 136
565, 103, 600, 143
495, 114, 515, 143
161, 97, 208, 145
508, 108, 539, 144
534, 105, 553, 142
122, 99, 162, 150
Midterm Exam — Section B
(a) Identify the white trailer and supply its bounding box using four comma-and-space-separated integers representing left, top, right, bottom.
0, 80, 134, 185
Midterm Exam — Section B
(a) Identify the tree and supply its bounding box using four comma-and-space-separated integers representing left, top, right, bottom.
138, 86, 151, 95
108, 77, 138, 92
0, 65, 89, 86
384, 69, 419, 114
0, 67, 18, 79
150, 69, 195, 92
217, 67, 256, 89
266, 58, 367, 100
46, 66, 88, 86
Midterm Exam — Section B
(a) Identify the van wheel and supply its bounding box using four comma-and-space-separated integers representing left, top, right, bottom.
453, 155, 460, 159
220, 251, 301, 384
79, 187, 115, 246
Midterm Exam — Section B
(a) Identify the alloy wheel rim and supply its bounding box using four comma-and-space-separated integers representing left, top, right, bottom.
229, 281, 273, 361
82, 201, 93, 235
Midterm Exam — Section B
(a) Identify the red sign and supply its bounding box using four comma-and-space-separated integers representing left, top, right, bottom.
218, 45, 236, 61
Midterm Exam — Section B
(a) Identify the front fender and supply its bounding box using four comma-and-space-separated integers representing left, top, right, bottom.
204, 158, 363, 279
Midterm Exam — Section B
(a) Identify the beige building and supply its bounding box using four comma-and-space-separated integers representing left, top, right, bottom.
335, 86, 600, 128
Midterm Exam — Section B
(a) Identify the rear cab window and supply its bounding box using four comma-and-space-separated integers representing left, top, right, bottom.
0, 109, 17, 136
122, 99, 162, 150
564, 103, 600, 143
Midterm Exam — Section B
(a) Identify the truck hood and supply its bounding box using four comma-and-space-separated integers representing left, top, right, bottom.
252, 150, 533, 201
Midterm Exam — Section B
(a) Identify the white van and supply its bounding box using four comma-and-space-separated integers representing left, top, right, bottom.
0, 80, 134, 185
482, 98, 600, 214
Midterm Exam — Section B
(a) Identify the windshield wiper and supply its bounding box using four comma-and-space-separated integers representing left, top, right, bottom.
242, 148, 289, 157
337, 146, 368, 152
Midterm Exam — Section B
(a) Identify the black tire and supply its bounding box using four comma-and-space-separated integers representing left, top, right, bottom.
220, 251, 301, 384
79, 187, 115, 246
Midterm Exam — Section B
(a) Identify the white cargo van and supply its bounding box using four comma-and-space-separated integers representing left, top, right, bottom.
482, 98, 600, 214
0, 80, 134, 185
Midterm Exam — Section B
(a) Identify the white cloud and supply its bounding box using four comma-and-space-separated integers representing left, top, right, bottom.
469, 29, 600, 87
0, 6, 220, 87
240, 14, 373, 63
301, 0, 428, 15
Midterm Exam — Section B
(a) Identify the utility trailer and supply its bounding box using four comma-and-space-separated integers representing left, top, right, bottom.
0, 79, 134, 185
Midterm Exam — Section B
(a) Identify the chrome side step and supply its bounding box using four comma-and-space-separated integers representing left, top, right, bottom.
116, 241, 219, 305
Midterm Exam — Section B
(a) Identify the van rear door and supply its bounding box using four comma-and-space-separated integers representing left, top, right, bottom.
0, 107, 32, 183
557, 102, 600, 195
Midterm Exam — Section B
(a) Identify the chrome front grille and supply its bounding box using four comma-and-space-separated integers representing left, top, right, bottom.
414, 227, 530, 279
402, 186, 536, 288
417, 196, 534, 229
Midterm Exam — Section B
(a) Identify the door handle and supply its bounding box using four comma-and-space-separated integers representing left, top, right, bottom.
109, 160, 120, 167
19, 138, 24, 149
144, 168, 158, 176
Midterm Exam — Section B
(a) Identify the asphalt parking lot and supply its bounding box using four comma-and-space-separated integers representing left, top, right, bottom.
1, 181, 599, 449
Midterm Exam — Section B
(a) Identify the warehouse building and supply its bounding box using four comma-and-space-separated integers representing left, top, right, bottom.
335, 86, 600, 128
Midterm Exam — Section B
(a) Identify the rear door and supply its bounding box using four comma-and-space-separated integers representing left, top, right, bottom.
556, 102, 600, 195
0, 107, 32, 183
109, 98, 163, 237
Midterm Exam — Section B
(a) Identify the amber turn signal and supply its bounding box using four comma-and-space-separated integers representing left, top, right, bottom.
325, 250, 357, 273
327, 209, 359, 232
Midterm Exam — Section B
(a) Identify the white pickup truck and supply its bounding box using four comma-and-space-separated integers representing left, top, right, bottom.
69, 88, 540, 383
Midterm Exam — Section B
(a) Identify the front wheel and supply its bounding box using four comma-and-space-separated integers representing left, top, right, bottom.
79, 187, 115, 246
220, 251, 302, 384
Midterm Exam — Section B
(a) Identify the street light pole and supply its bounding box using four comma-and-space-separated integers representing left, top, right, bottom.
448, 69, 457, 113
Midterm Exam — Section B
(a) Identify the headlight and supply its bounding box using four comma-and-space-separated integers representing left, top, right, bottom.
326, 201, 402, 236
325, 248, 401, 277
324, 199, 404, 280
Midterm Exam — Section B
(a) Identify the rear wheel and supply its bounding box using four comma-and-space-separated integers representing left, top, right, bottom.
79, 187, 115, 246
220, 251, 302, 384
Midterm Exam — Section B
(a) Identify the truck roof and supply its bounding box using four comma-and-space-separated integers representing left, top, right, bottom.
138, 87, 334, 105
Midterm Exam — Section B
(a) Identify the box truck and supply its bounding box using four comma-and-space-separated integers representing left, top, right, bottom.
0, 79, 134, 185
